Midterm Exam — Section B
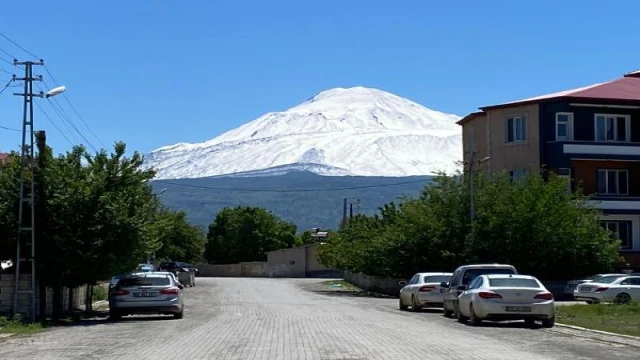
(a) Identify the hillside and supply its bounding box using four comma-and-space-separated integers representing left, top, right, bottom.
152, 171, 432, 231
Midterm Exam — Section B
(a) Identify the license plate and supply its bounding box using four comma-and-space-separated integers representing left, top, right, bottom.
505, 306, 531, 312
580, 287, 594, 292
133, 292, 157, 298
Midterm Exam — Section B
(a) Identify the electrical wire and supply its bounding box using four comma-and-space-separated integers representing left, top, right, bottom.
0, 31, 104, 151
0, 124, 21, 132
154, 178, 430, 193
0, 78, 14, 95
34, 101, 76, 147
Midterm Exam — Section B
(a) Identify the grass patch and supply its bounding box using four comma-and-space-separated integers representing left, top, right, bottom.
92, 284, 108, 301
556, 303, 640, 337
321, 280, 362, 291
0, 315, 47, 335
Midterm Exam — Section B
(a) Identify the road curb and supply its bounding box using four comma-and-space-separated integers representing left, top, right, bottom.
556, 322, 640, 340
555, 322, 640, 347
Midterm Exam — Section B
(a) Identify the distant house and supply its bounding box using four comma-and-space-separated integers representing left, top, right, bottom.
0, 153, 9, 166
458, 69, 640, 268
309, 228, 330, 243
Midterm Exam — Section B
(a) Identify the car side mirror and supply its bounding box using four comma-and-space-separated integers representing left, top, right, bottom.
177, 284, 184, 290
440, 282, 449, 288
398, 281, 407, 286
456, 285, 467, 291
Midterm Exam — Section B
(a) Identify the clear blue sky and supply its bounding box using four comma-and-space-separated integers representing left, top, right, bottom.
0, 0, 638, 155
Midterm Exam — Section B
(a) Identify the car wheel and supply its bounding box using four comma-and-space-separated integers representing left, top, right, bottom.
411, 295, 421, 312
109, 310, 122, 321
399, 297, 408, 311
615, 292, 632, 305
541, 316, 555, 328
173, 307, 184, 319
524, 319, 536, 328
456, 306, 467, 323
468, 304, 482, 326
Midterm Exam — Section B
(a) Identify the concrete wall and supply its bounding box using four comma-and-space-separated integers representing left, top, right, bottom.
197, 244, 342, 278
344, 271, 405, 297
0, 274, 86, 318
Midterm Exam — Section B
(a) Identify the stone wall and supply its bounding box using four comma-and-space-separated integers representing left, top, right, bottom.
197, 244, 341, 278
343, 271, 404, 297
0, 273, 86, 319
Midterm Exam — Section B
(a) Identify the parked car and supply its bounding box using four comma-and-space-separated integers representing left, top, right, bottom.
456, 274, 555, 328
398, 272, 452, 311
158, 261, 199, 276
564, 273, 626, 298
109, 272, 185, 320
176, 262, 199, 276
574, 275, 640, 304
441, 264, 518, 318
137, 263, 155, 273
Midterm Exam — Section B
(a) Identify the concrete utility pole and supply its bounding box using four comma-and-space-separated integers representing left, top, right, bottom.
35, 130, 47, 320
467, 131, 490, 222
12, 60, 43, 321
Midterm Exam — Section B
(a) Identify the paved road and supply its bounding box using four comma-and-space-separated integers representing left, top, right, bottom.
0, 278, 639, 360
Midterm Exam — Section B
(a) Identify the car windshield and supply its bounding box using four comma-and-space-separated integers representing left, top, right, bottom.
118, 277, 170, 287
462, 268, 515, 285
489, 278, 539, 288
591, 275, 623, 284
423, 275, 450, 284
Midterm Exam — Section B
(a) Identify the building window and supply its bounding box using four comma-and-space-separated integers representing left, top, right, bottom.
597, 169, 629, 195
594, 114, 630, 142
556, 168, 572, 193
510, 169, 527, 181
601, 220, 632, 250
506, 116, 527, 143
555, 113, 574, 141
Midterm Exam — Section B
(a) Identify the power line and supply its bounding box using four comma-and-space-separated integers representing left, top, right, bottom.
0, 77, 15, 95
0, 31, 39, 60
154, 178, 430, 193
43, 66, 106, 149
0, 124, 21, 132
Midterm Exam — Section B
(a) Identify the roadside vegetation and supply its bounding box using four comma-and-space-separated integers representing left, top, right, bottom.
317, 170, 623, 280
0, 315, 46, 335
0, 143, 206, 320
556, 303, 640, 337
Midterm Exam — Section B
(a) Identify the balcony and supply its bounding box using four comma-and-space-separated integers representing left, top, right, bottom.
545, 141, 640, 167
587, 197, 640, 212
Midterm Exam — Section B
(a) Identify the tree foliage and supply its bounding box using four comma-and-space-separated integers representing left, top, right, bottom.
0, 142, 206, 289
318, 171, 622, 280
204, 206, 297, 264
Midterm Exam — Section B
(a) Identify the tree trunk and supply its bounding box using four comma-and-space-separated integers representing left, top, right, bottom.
52, 280, 63, 321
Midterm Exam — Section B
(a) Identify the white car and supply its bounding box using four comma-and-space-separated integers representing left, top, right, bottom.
564, 273, 626, 298
456, 274, 555, 327
399, 272, 452, 311
574, 275, 640, 304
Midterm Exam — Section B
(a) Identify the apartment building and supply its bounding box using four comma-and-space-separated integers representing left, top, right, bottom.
458, 70, 640, 267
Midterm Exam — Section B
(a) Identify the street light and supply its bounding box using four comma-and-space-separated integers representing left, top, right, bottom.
468, 154, 491, 222
45, 85, 66, 98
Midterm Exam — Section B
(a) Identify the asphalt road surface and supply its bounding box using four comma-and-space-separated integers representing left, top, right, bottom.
0, 278, 639, 360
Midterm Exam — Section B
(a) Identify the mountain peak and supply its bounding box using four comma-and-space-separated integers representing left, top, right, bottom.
146, 87, 462, 180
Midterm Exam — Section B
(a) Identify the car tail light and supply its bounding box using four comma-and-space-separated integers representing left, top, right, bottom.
595, 287, 609, 293
534, 292, 554, 300
113, 289, 129, 296
160, 287, 180, 295
418, 286, 436, 292
478, 291, 502, 299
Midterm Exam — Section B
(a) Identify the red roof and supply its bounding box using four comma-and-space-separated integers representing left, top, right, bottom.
0, 153, 8, 163
480, 72, 640, 110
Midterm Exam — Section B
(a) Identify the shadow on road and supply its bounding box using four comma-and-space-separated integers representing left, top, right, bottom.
312, 290, 395, 299
49, 311, 175, 328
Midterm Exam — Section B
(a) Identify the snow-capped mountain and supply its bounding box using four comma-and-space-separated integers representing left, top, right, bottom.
145, 86, 462, 180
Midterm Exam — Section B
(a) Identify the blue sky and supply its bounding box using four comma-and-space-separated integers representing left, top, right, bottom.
0, 0, 639, 155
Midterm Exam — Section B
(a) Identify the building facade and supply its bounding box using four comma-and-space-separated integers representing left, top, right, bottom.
458, 70, 640, 267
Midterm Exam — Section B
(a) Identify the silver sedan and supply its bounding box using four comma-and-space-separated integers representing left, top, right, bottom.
456, 274, 555, 327
109, 273, 185, 320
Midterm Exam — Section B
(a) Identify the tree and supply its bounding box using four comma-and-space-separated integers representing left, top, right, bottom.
152, 208, 207, 264
204, 206, 296, 264
319, 171, 622, 280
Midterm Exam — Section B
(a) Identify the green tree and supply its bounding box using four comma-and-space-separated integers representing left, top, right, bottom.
204, 206, 296, 264
319, 171, 622, 281
152, 208, 207, 264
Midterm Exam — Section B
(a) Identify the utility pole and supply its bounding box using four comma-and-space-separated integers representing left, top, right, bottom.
12, 60, 44, 321
342, 198, 348, 228
35, 130, 47, 320
469, 132, 476, 222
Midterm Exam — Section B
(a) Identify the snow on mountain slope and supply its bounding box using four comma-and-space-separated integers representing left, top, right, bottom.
145, 86, 463, 179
